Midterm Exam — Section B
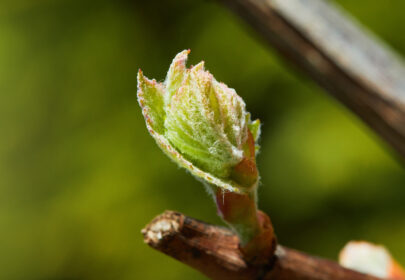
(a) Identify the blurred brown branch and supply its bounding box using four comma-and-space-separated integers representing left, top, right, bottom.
216, 0, 405, 159
142, 211, 382, 280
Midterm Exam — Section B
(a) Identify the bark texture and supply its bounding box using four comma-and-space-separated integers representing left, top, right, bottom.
142, 211, 383, 280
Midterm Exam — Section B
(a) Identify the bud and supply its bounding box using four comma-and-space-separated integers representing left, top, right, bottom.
138, 50, 275, 264
339, 241, 405, 279
137, 50, 261, 193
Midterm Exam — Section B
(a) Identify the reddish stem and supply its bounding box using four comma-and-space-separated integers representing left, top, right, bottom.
215, 190, 276, 265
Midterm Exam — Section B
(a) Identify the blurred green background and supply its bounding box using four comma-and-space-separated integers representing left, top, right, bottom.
0, 0, 404, 279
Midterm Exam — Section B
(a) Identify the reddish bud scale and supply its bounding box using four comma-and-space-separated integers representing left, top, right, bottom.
240, 210, 276, 265
231, 131, 258, 190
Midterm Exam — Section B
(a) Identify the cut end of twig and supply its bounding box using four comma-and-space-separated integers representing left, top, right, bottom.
142, 211, 258, 280
142, 211, 183, 247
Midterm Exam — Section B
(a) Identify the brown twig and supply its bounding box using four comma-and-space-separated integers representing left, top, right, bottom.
216, 0, 405, 159
142, 211, 382, 280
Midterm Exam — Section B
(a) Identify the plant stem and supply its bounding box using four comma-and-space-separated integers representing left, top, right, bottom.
211, 130, 276, 264
215, 189, 276, 265
142, 211, 384, 280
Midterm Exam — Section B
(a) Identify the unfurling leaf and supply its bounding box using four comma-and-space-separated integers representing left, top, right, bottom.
137, 50, 260, 193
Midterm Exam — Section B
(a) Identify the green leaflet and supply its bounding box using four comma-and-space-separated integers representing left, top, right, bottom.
248, 118, 261, 154
137, 70, 165, 134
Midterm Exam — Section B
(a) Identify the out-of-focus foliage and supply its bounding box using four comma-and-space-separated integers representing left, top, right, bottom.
0, 0, 404, 279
